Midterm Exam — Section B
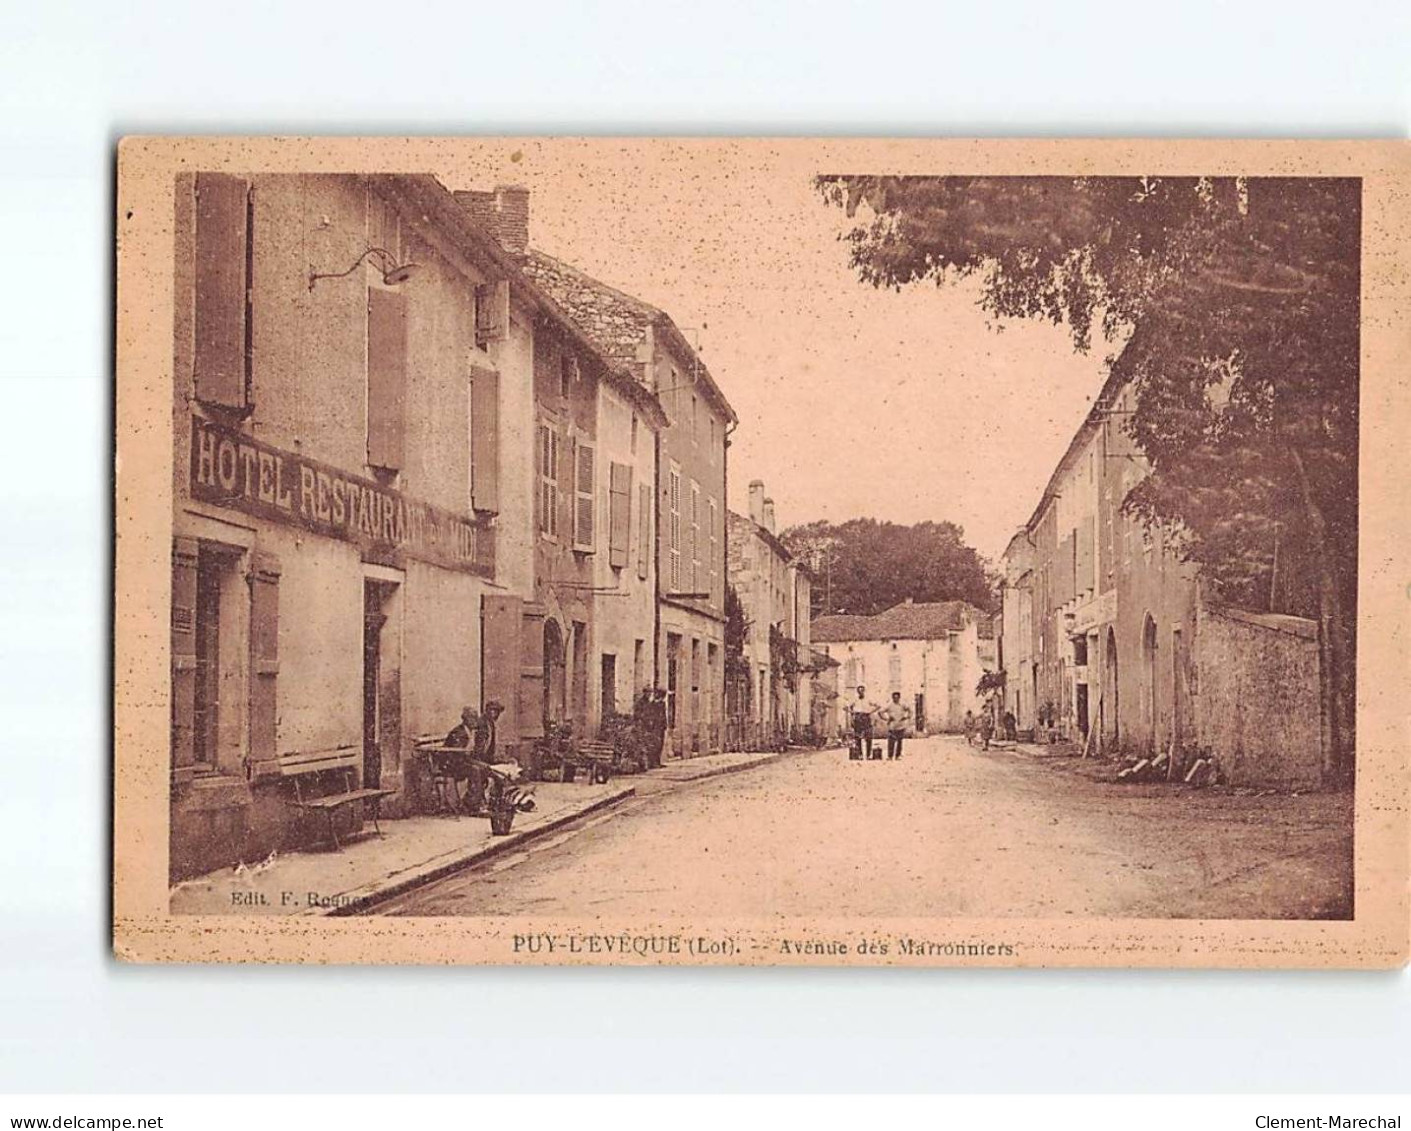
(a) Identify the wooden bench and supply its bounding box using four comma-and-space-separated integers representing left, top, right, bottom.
280, 747, 398, 851
561, 740, 616, 785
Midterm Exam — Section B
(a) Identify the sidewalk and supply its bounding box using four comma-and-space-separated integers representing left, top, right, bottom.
169, 744, 816, 917
169, 780, 633, 917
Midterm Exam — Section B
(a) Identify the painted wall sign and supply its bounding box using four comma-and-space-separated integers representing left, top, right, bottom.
188, 416, 493, 576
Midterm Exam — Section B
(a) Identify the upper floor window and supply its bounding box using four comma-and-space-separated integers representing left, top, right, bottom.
559, 351, 575, 399
537, 423, 561, 539
191, 173, 254, 412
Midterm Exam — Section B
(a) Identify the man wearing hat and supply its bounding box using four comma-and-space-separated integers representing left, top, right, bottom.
444, 701, 505, 814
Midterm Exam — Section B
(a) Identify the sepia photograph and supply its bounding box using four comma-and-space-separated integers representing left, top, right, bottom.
112, 138, 1410, 966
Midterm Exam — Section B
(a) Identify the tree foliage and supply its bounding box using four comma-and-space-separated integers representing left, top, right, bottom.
781, 517, 997, 617
817, 174, 1359, 781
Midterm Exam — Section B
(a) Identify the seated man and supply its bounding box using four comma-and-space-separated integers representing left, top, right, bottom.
443, 703, 504, 815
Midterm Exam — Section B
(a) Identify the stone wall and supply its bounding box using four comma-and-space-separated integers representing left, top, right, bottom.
1195, 602, 1323, 788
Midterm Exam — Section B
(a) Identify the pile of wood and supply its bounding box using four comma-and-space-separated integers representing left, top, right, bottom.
1182, 756, 1223, 788
1114, 745, 1224, 788
1115, 748, 1172, 783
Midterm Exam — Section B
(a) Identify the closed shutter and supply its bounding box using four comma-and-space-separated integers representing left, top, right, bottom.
469, 365, 500, 513
637, 482, 651, 581
247, 551, 281, 766
518, 606, 547, 740
366, 288, 407, 470
690, 481, 701, 592
608, 461, 632, 569
474, 280, 508, 346
668, 467, 681, 589
708, 497, 718, 602
481, 594, 522, 751
193, 173, 249, 409
170, 538, 200, 775
573, 440, 596, 551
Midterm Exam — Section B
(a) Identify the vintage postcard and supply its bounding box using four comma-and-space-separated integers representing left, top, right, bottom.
114, 138, 1410, 966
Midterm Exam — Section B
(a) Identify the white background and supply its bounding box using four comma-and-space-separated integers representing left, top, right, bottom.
1, 0, 1408, 1095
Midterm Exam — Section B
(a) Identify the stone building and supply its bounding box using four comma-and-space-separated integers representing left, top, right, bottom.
170, 173, 531, 879
725, 481, 814, 747
454, 188, 669, 766
812, 601, 995, 734
168, 172, 670, 880
999, 368, 1324, 787
496, 227, 737, 758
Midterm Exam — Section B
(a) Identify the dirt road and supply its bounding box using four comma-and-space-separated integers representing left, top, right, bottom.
376, 735, 1353, 919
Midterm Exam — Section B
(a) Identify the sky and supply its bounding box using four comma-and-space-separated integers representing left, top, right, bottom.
437, 141, 1114, 564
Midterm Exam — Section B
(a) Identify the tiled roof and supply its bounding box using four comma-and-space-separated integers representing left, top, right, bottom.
522, 250, 737, 424
811, 600, 987, 643
522, 251, 657, 375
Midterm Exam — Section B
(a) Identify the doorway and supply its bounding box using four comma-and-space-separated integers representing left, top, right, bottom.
1104, 627, 1120, 750
543, 619, 566, 732
601, 653, 617, 721
362, 580, 397, 789
1142, 614, 1159, 755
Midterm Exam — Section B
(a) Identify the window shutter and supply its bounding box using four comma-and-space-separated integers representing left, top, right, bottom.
366, 288, 407, 470
469, 365, 500, 514
481, 594, 522, 749
550, 429, 563, 538
708, 497, 718, 602
637, 482, 651, 581
668, 468, 682, 590
193, 173, 249, 409
573, 440, 596, 551
474, 280, 509, 346
518, 606, 547, 741
608, 461, 632, 569
690, 481, 701, 591
170, 538, 200, 774
534, 424, 546, 533
247, 551, 281, 765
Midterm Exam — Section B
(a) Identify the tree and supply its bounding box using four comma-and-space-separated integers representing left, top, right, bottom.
781, 517, 998, 617
817, 175, 1358, 784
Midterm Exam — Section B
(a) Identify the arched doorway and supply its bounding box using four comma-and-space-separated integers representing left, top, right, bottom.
543, 619, 566, 732
1142, 614, 1159, 755
1103, 627, 1120, 751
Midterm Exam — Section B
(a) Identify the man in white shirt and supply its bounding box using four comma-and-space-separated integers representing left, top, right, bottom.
876, 691, 914, 760
846, 685, 882, 760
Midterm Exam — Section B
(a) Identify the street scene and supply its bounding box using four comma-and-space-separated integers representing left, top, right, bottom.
161, 153, 1358, 924
377, 738, 1352, 921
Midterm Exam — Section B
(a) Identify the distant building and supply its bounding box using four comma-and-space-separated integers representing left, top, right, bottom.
812, 600, 995, 734
1000, 367, 1323, 787
725, 481, 813, 747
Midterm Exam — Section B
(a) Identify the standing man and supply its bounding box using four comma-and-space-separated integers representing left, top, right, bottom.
846, 685, 881, 760
877, 691, 913, 760
645, 688, 668, 769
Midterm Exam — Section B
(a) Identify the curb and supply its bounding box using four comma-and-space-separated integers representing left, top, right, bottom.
654, 743, 838, 784
311, 785, 637, 917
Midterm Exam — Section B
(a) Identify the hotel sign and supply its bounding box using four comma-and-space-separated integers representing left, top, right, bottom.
189, 416, 493, 577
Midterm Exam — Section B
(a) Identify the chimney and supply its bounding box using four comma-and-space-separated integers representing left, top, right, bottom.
493, 185, 530, 256
452, 185, 530, 257
762, 497, 776, 534
748, 480, 765, 526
